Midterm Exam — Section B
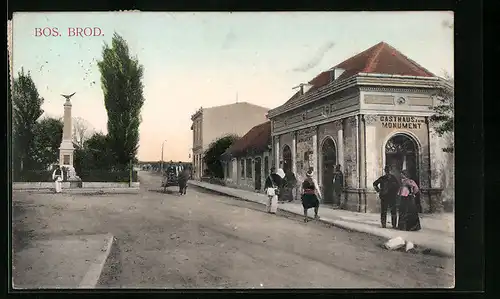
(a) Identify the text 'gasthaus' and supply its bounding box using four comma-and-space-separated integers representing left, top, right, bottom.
34, 27, 104, 37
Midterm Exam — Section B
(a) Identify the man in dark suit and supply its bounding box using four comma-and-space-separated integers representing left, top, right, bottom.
373, 165, 401, 228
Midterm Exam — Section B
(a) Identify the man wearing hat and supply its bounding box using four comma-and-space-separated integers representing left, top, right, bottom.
373, 165, 401, 228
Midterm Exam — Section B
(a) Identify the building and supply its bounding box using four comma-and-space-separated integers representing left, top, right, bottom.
190, 102, 269, 180
221, 121, 272, 191
267, 41, 452, 213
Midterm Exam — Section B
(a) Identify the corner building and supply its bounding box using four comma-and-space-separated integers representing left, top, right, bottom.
267, 42, 451, 213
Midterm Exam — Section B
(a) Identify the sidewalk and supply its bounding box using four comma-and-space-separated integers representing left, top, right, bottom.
189, 180, 455, 258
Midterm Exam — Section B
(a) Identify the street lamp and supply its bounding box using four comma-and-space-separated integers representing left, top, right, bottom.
160, 140, 167, 173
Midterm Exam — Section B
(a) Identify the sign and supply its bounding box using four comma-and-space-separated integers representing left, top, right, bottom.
379, 116, 425, 130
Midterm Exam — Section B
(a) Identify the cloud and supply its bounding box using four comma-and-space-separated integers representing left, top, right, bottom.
292, 41, 335, 73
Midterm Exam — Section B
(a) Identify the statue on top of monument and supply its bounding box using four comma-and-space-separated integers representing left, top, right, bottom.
61, 92, 76, 102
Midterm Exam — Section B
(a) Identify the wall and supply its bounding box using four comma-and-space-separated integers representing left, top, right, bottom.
223, 151, 271, 192
202, 103, 269, 150
272, 88, 360, 136
294, 127, 316, 184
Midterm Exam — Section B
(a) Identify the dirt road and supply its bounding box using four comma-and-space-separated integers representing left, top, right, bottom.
12, 171, 454, 288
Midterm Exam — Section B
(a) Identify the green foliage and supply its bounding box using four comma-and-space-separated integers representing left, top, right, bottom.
203, 134, 239, 178
78, 170, 138, 182
30, 117, 64, 170
74, 132, 117, 173
13, 170, 54, 182
97, 32, 145, 168
430, 74, 454, 153
12, 68, 44, 172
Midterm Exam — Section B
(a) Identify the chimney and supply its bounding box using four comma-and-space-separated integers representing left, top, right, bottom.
299, 85, 304, 95
330, 68, 346, 82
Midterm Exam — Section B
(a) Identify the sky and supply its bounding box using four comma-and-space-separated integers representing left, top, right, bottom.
11, 11, 454, 162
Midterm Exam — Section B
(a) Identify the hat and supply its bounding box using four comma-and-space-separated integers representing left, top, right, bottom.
276, 168, 285, 179
306, 170, 313, 177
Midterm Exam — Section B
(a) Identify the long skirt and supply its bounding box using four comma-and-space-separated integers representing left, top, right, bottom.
397, 196, 421, 231
54, 180, 62, 193
266, 195, 278, 213
301, 193, 319, 210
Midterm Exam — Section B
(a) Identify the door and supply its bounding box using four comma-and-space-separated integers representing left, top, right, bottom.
321, 138, 337, 205
254, 157, 262, 190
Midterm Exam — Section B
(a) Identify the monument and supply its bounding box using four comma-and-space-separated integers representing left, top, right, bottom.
59, 92, 81, 187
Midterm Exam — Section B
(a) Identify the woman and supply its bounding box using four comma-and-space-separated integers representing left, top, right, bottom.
301, 169, 322, 222
397, 170, 421, 231
264, 167, 282, 214
52, 165, 63, 193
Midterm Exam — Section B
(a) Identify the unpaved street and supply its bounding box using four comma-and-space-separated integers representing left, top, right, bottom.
12, 171, 454, 288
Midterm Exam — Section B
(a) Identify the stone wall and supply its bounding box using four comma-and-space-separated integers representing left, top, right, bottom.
223, 151, 271, 193
295, 127, 316, 184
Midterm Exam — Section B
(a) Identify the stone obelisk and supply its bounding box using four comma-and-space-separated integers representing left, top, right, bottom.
59, 92, 80, 183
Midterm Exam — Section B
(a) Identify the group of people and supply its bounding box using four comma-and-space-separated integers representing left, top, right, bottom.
264, 166, 323, 222
263, 164, 422, 231
373, 166, 421, 231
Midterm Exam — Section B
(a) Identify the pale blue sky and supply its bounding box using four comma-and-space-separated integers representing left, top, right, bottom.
12, 11, 454, 161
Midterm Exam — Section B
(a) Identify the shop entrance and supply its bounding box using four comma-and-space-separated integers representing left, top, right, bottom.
384, 134, 419, 183
321, 137, 337, 205
385, 133, 421, 212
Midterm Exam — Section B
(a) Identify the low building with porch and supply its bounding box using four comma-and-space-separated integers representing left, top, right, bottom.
267, 41, 452, 214
221, 121, 272, 192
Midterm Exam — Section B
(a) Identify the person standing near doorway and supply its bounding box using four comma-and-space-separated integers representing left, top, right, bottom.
373, 165, 400, 228
332, 164, 344, 208
397, 169, 422, 231
264, 167, 282, 214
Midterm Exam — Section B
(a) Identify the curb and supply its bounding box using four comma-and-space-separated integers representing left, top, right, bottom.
14, 188, 140, 194
78, 233, 116, 288
190, 183, 454, 258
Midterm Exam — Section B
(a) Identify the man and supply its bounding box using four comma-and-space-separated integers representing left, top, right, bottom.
332, 164, 344, 207
373, 165, 401, 228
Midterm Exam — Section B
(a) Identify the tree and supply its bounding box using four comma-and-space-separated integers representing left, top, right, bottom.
12, 68, 44, 173
30, 117, 64, 170
97, 32, 145, 170
74, 132, 116, 173
73, 117, 94, 148
430, 73, 454, 153
203, 135, 239, 178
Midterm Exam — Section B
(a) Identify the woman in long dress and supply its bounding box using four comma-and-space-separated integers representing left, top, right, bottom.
301, 169, 322, 222
264, 167, 283, 214
397, 169, 421, 231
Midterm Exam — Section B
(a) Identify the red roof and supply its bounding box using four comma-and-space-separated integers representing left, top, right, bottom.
225, 121, 271, 157
306, 41, 435, 91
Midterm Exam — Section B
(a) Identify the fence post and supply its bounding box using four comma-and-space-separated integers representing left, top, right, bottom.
129, 160, 132, 187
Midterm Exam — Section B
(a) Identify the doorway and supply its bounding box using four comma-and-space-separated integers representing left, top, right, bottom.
385, 134, 421, 211
282, 145, 292, 174
254, 157, 262, 191
321, 137, 337, 205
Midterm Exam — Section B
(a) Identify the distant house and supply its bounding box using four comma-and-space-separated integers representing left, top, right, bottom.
221, 121, 272, 192
190, 102, 269, 180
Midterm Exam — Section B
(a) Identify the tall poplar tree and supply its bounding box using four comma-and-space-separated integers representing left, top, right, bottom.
97, 33, 145, 169
12, 68, 44, 173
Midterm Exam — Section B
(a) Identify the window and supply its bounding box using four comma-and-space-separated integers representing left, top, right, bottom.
246, 158, 252, 178
240, 159, 245, 178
